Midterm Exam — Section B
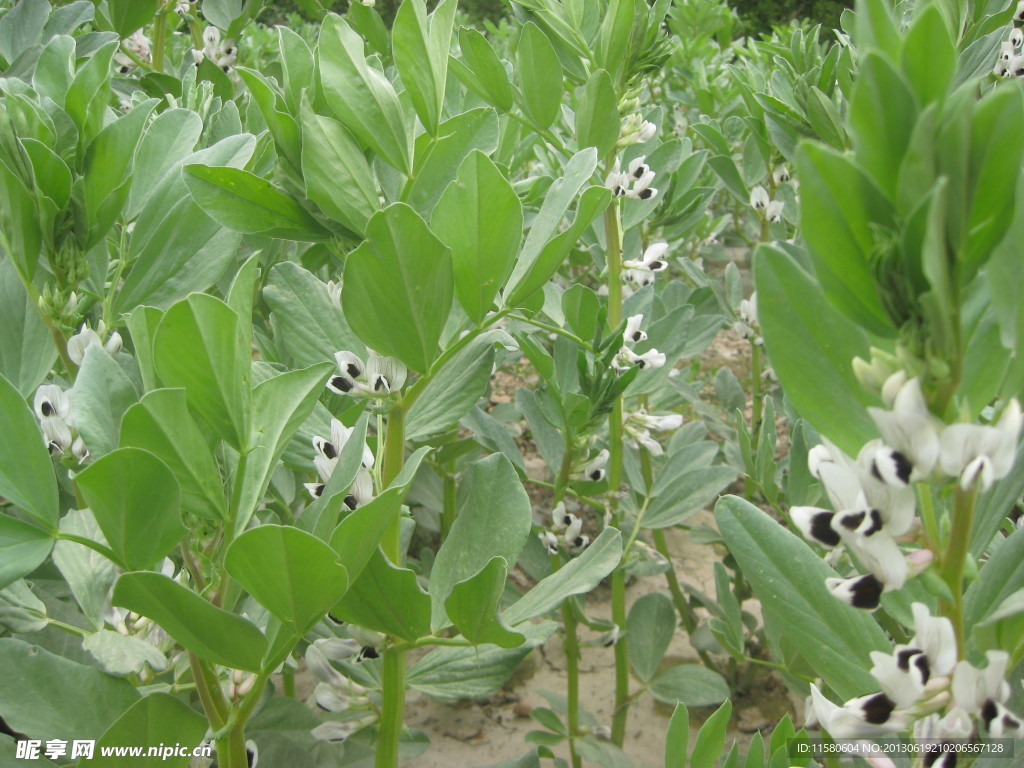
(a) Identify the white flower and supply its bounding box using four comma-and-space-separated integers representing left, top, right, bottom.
951, 651, 1024, 737
739, 293, 758, 327
563, 516, 589, 550
550, 502, 574, 530
305, 420, 375, 507
626, 168, 657, 200
327, 350, 407, 398
327, 280, 342, 310
1016, 0, 1024, 21
614, 346, 666, 371
583, 450, 609, 482
825, 573, 885, 610
807, 684, 908, 739
637, 121, 657, 142
938, 399, 1021, 491
71, 435, 89, 462
765, 200, 784, 224
1012, 27, 1024, 48
633, 411, 683, 431
773, 165, 791, 185
1000, 41, 1015, 62
619, 114, 657, 145
750, 186, 770, 212
67, 327, 102, 365
1010, 54, 1024, 77
867, 377, 941, 483
867, 604, 956, 709
35, 384, 72, 423
606, 169, 630, 198
538, 530, 559, 555
203, 26, 221, 52
623, 242, 669, 273
623, 314, 647, 344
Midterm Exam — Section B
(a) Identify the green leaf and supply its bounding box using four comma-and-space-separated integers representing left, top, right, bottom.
341, 203, 453, 372
575, 69, 620, 158
125, 306, 163, 394
91, 693, 208, 768
0, 515, 53, 591
112, 572, 267, 672
754, 245, 878, 456
264, 262, 365, 368
432, 150, 523, 323
0, 637, 138, 741
407, 620, 554, 699
233, 363, 333, 534
456, 26, 513, 111
119, 389, 226, 521
715, 495, 890, 700
0, 257, 56, 397
900, 7, 955, 107
328, 446, 428, 583
76, 447, 186, 570
643, 465, 737, 529
154, 294, 251, 451
504, 528, 622, 625
226, 525, 349, 635
393, 0, 456, 134
627, 591, 676, 683
299, 101, 379, 236
690, 700, 732, 768
664, 704, 688, 768
430, 454, 532, 631
72, 345, 137, 458
105, 0, 158, 36
649, 664, 731, 707
83, 629, 168, 676
504, 148, 597, 298
52, 508, 117, 629
318, 14, 412, 174
516, 23, 562, 130
405, 107, 500, 215
795, 142, 896, 336
127, 108, 204, 219
330, 548, 431, 641
406, 331, 501, 440
202, 0, 244, 29
965, 526, 1024, 631
0, 373, 58, 527
0, 0, 49, 64
184, 164, 328, 241
446, 556, 524, 647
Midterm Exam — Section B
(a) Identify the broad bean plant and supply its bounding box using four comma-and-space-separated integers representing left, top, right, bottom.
0, 0, 1020, 767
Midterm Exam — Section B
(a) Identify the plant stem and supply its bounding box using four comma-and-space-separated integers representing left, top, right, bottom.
507, 314, 592, 350
151, 3, 169, 73
189, 652, 228, 731
376, 646, 407, 768
377, 406, 408, 768
940, 486, 977, 659
562, 600, 583, 768
602, 155, 631, 747
56, 532, 124, 568
281, 665, 296, 698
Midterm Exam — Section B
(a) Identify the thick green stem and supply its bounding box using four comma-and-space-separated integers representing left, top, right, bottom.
376, 647, 407, 768
562, 600, 583, 768
744, 343, 763, 499
610, 567, 629, 745
151, 4, 169, 73
940, 486, 977, 659
377, 407, 408, 768
189, 653, 228, 730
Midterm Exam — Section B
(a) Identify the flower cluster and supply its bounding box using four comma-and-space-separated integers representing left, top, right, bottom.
806, 603, 1023, 753
791, 374, 1021, 610
538, 500, 593, 555
67, 321, 122, 366
612, 314, 666, 371
34, 385, 87, 461
326, 350, 407, 399
606, 157, 658, 201
993, 5, 1024, 77
303, 418, 375, 508
305, 639, 377, 742
623, 243, 668, 288
622, 408, 682, 456
193, 27, 238, 74
114, 31, 150, 75
618, 114, 657, 146
732, 292, 761, 345
749, 185, 784, 224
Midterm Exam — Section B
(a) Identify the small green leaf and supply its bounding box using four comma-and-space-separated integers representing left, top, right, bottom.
113, 572, 267, 672
226, 525, 349, 635
446, 556, 524, 648
575, 69, 619, 157
342, 203, 453, 372
664, 704, 688, 768
184, 164, 329, 241
91, 693, 208, 768
0, 373, 57, 527
456, 26, 513, 111
690, 700, 732, 768
331, 548, 431, 641
627, 591, 676, 683
432, 150, 523, 323
516, 23, 562, 130
154, 294, 251, 451
120, 389, 226, 521
649, 664, 730, 707
0, 515, 53, 592
0, 259, 56, 397
76, 448, 186, 570
72, 345, 138, 458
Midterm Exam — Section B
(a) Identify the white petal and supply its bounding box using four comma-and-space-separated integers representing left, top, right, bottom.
909, 602, 957, 677
305, 644, 347, 688
314, 637, 362, 662
41, 417, 72, 452
765, 200, 784, 223
583, 450, 609, 482
67, 327, 102, 365
635, 349, 666, 370
880, 371, 907, 408
952, 650, 1010, 713
749, 186, 769, 211
623, 314, 647, 344
982, 700, 1024, 737
790, 506, 841, 547
312, 682, 349, 713
103, 331, 123, 355
643, 242, 669, 264
869, 648, 927, 709
827, 693, 907, 738
365, 350, 407, 393
34, 384, 70, 421
826, 574, 884, 610
349, 467, 374, 507
334, 351, 364, 380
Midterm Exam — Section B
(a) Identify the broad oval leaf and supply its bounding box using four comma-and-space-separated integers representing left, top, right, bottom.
0, 373, 57, 527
